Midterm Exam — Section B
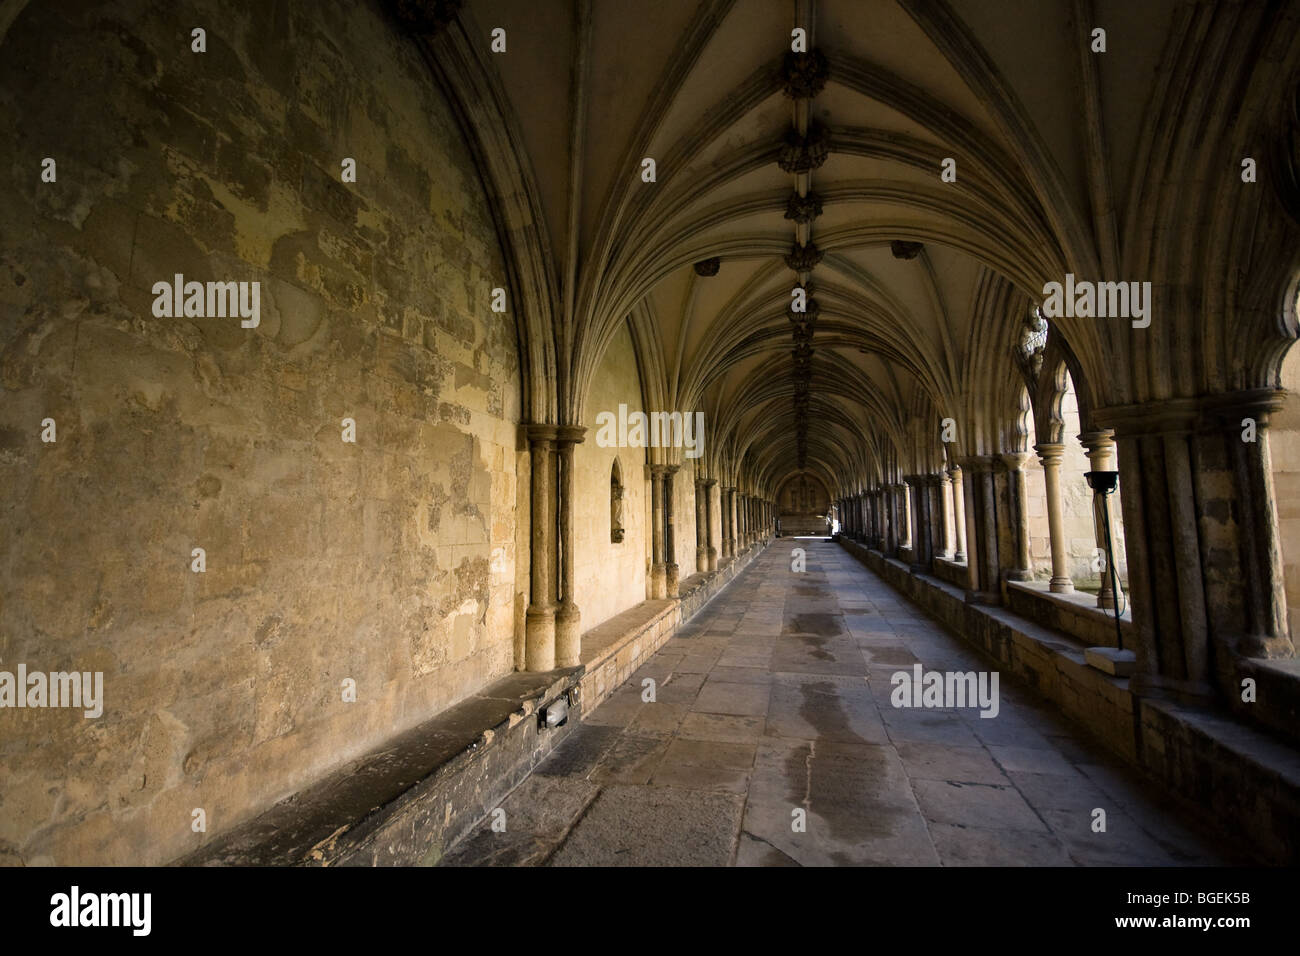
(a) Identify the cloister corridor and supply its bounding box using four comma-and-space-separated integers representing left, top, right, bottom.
442, 540, 1230, 867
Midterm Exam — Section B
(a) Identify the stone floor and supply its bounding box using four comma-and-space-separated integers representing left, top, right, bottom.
441, 540, 1234, 867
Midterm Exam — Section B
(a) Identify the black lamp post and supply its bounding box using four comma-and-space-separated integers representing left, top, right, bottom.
1083, 469, 1124, 652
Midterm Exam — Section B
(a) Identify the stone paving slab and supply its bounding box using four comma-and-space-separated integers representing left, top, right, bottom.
440, 541, 1234, 866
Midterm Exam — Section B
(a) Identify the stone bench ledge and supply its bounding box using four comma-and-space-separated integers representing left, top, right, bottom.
177, 668, 580, 867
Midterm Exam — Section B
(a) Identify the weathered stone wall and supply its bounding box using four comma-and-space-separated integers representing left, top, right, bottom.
0, 0, 522, 864
576, 322, 646, 630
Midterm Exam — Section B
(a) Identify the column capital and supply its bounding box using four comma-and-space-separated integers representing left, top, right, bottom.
526, 423, 558, 444
1000, 451, 1033, 470
955, 455, 997, 472
1078, 429, 1115, 455
703, 478, 718, 488
1092, 388, 1286, 437
1034, 441, 1066, 464
555, 424, 586, 445
651, 464, 668, 478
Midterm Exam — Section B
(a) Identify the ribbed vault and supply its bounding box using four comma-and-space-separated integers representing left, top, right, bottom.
438, 0, 1300, 500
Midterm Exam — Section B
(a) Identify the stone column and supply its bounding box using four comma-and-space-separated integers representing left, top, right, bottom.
524, 425, 557, 671
1035, 442, 1074, 593
869, 488, 880, 547
1094, 392, 1295, 705
883, 484, 897, 556
554, 425, 585, 668
1081, 430, 1123, 610
1001, 452, 1034, 582
937, 471, 954, 559
928, 474, 945, 564
650, 465, 666, 599
728, 487, 738, 557
664, 465, 679, 595
949, 465, 966, 561
906, 475, 930, 572
704, 479, 718, 570
894, 482, 910, 549
958, 456, 1001, 604
720, 486, 732, 558
695, 478, 708, 573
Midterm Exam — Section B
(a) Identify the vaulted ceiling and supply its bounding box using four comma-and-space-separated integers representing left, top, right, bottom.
443, 0, 1299, 498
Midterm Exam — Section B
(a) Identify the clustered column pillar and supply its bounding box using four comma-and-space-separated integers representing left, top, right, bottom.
867, 488, 879, 548
894, 482, 910, 550
1035, 442, 1074, 593
664, 465, 679, 596
883, 484, 898, 556
937, 470, 954, 559
727, 487, 738, 557
1001, 451, 1034, 582
524, 425, 557, 671
1081, 430, 1123, 610
1096, 393, 1294, 705
694, 477, 708, 573
906, 475, 930, 572
927, 474, 945, 565
554, 425, 585, 668
949, 464, 966, 562
705, 479, 718, 570
958, 455, 1001, 604
650, 465, 666, 599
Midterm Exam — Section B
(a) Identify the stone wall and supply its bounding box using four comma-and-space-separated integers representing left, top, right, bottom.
576, 322, 646, 630
0, 0, 522, 865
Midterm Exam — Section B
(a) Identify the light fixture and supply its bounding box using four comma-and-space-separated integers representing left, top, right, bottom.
539, 694, 569, 730
1084, 470, 1124, 651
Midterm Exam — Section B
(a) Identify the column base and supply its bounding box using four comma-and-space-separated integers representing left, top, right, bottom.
1233, 632, 1295, 659
1129, 671, 1216, 705
555, 602, 581, 668
665, 563, 680, 596
1048, 576, 1074, 593
524, 604, 556, 672
706, 547, 718, 572
650, 564, 666, 600
1007, 569, 1034, 582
